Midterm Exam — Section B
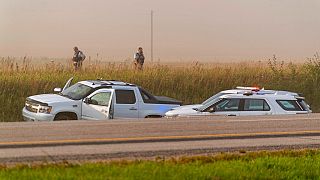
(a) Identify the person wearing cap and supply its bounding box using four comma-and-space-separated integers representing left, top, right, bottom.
72, 46, 86, 71
133, 47, 145, 70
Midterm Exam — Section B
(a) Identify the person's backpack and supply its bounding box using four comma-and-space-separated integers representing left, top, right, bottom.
79, 51, 86, 61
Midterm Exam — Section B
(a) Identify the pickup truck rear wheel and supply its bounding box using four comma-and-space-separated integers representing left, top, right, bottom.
145, 115, 162, 118
54, 113, 77, 121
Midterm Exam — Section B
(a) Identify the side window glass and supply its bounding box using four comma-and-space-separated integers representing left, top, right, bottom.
139, 88, 154, 103
264, 101, 271, 111
276, 100, 302, 111
90, 92, 111, 106
115, 90, 136, 104
215, 99, 240, 111
297, 99, 309, 111
244, 99, 270, 111
142, 92, 150, 100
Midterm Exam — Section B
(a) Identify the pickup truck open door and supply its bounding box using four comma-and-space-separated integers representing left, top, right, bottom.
53, 77, 74, 93
81, 89, 114, 120
62, 77, 74, 91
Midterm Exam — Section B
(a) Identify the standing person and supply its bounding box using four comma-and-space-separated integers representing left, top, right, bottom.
72, 46, 86, 71
134, 47, 145, 70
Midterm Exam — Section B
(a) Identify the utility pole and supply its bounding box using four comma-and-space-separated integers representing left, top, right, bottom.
151, 10, 154, 63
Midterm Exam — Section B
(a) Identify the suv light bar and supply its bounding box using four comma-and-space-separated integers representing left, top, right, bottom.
236, 86, 261, 91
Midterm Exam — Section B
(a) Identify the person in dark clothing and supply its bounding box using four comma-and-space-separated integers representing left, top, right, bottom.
134, 47, 145, 70
72, 46, 86, 71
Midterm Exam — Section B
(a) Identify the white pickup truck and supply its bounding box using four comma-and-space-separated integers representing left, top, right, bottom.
22, 78, 182, 121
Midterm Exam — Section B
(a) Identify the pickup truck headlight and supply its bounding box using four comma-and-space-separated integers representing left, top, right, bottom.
38, 106, 52, 114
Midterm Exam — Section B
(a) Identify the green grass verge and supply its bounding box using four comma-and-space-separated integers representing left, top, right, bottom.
1, 150, 320, 179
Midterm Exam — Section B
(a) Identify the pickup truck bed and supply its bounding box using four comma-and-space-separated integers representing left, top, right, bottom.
155, 96, 182, 105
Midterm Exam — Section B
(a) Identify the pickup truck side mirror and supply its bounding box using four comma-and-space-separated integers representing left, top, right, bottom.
84, 98, 99, 105
84, 98, 91, 104
54, 88, 62, 92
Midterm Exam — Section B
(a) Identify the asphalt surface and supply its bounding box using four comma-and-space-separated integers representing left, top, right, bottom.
1, 114, 320, 164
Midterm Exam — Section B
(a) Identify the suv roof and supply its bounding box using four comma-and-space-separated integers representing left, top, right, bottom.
221, 87, 300, 97
220, 93, 299, 100
201, 87, 303, 108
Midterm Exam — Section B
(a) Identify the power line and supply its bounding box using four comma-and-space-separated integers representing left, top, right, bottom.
151, 10, 154, 63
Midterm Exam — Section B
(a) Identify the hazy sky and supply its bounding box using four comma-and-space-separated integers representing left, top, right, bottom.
1, 0, 320, 61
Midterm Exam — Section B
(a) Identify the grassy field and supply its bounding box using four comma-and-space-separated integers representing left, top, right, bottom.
1, 56, 320, 121
0, 150, 319, 179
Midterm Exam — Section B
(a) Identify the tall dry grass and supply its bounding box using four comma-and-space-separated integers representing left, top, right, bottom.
0, 56, 319, 121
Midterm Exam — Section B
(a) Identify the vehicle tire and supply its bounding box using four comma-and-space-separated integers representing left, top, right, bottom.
54, 113, 77, 121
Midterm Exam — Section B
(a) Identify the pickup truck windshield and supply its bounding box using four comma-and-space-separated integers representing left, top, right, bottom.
60, 83, 93, 100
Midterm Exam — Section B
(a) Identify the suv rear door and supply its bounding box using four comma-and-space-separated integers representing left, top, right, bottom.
239, 98, 272, 116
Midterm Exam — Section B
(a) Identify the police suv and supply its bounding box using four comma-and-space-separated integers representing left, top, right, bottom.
165, 87, 311, 117
23, 78, 181, 121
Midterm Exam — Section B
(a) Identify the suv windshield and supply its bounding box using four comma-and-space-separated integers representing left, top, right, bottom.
202, 92, 225, 105
197, 97, 223, 112
60, 83, 93, 100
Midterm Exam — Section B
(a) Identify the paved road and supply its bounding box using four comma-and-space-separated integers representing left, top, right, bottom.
0, 114, 320, 164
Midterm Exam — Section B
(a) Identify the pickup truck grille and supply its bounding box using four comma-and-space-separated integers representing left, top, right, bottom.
25, 100, 39, 113
26, 105, 38, 113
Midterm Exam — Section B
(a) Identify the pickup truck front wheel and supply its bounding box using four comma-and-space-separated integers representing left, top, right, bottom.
54, 113, 78, 121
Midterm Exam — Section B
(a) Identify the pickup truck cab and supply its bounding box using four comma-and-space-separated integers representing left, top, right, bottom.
23, 78, 181, 121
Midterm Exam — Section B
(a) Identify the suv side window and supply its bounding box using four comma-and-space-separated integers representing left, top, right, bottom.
115, 90, 136, 104
297, 99, 309, 111
244, 99, 270, 111
215, 99, 240, 111
90, 92, 111, 106
276, 100, 302, 111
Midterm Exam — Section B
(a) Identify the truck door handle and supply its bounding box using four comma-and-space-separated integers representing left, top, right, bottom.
227, 114, 236, 116
129, 107, 138, 111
